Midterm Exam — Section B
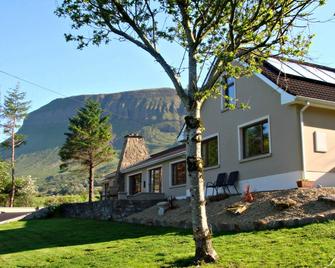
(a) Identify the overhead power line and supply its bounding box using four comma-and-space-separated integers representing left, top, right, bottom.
0, 69, 149, 126
0, 69, 70, 99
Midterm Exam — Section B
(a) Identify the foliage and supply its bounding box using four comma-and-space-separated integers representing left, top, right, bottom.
59, 99, 114, 170
32, 194, 89, 207
0, 174, 37, 207
59, 99, 114, 201
2, 85, 30, 138
2, 84, 31, 206
0, 161, 10, 193
3, 85, 30, 126
1, 134, 26, 149
0, 219, 335, 267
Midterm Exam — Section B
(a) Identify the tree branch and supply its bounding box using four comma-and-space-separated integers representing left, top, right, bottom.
100, 0, 188, 103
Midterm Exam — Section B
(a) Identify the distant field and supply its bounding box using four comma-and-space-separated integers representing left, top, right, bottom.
0, 219, 335, 267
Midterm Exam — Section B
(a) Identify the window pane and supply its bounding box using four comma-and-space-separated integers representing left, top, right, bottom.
262, 122, 270, 154
207, 139, 218, 166
172, 161, 186, 186
226, 78, 236, 105
149, 167, 162, 193
243, 120, 269, 159
202, 137, 218, 167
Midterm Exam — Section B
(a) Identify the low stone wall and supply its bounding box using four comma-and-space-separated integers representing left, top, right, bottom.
59, 199, 164, 221
24, 207, 53, 220
124, 209, 335, 232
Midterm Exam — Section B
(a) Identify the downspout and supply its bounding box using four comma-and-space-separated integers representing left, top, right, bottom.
300, 102, 310, 179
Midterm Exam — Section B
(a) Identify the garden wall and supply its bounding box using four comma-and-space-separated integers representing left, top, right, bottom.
59, 199, 163, 221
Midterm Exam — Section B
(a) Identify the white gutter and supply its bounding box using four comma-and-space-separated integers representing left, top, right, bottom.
294, 96, 335, 110
299, 101, 310, 179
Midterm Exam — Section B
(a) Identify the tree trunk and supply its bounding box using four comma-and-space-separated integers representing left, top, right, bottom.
185, 102, 219, 263
88, 164, 94, 203
9, 125, 15, 207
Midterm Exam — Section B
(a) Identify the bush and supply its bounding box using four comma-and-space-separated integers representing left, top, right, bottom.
40, 194, 88, 207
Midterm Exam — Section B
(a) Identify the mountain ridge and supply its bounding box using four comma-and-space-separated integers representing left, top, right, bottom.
13, 87, 186, 194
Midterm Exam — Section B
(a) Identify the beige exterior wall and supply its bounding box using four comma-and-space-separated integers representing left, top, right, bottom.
201, 74, 303, 191
304, 107, 335, 175
109, 75, 335, 197
123, 155, 187, 198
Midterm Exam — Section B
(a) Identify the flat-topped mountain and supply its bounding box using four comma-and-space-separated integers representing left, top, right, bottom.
12, 88, 186, 194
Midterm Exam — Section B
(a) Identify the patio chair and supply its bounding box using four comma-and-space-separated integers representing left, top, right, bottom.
224, 171, 240, 194
205, 173, 228, 196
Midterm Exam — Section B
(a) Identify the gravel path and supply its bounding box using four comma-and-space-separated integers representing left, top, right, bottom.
0, 212, 29, 223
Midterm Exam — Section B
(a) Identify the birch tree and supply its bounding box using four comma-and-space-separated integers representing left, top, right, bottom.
56, 0, 324, 263
3, 85, 30, 207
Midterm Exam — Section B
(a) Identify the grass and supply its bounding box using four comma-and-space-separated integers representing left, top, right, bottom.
0, 219, 335, 267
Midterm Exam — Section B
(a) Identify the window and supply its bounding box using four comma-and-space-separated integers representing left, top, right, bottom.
129, 173, 142, 195
171, 161, 186, 186
149, 167, 162, 193
242, 119, 270, 159
104, 183, 109, 197
201, 136, 218, 168
221, 77, 236, 111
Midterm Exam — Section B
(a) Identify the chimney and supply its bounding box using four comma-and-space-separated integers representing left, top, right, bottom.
117, 133, 150, 171
115, 133, 150, 193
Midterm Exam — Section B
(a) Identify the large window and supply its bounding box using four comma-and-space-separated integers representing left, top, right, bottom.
202, 136, 218, 168
171, 161, 186, 186
149, 167, 162, 193
242, 119, 270, 159
129, 173, 142, 195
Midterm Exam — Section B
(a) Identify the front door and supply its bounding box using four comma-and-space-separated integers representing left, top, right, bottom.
129, 173, 142, 195
149, 167, 162, 193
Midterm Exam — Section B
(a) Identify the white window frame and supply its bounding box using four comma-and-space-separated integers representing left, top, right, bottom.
147, 165, 163, 193
202, 133, 220, 170
221, 77, 236, 112
237, 115, 272, 162
169, 159, 187, 188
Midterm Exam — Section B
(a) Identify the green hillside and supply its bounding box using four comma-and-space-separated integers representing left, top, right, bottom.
9, 88, 185, 194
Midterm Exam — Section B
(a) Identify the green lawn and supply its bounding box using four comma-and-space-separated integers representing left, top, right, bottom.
0, 219, 334, 267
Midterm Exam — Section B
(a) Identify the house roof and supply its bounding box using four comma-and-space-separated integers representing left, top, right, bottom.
105, 144, 186, 178
119, 143, 186, 173
262, 59, 335, 102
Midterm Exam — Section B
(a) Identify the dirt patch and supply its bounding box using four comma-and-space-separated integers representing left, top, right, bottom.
124, 188, 335, 232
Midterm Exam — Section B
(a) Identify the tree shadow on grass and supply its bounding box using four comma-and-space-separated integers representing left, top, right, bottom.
0, 218, 191, 255
163, 256, 196, 267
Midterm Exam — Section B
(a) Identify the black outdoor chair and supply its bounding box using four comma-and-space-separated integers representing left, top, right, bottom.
205, 173, 227, 196
223, 171, 240, 194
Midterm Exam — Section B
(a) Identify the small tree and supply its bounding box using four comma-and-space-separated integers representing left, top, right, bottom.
0, 161, 11, 205
13, 176, 37, 207
56, 0, 324, 262
59, 99, 114, 202
3, 85, 30, 207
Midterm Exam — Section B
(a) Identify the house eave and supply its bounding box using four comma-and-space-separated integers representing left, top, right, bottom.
291, 96, 335, 110
120, 150, 186, 174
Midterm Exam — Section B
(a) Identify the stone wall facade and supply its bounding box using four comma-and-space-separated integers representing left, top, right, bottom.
59, 199, 162, 221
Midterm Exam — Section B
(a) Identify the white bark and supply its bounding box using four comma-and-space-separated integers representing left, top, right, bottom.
186, 102, 218, 262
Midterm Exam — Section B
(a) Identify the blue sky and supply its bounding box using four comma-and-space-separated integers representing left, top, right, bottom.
0, 1, 334, 112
